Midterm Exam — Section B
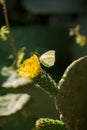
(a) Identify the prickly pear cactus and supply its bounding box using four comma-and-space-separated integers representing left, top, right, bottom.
55, 56, 87, 130
17, 53, 87, 130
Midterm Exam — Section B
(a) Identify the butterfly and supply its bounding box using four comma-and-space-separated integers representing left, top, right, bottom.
40, 50, 55, 67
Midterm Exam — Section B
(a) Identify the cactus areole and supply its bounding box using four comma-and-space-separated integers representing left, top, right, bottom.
56, 56, 87, 130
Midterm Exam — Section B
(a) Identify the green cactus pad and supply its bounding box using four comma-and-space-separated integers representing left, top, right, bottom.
32, 118, 66, 130
56, 56, 87, 130
34, 70, 58, 96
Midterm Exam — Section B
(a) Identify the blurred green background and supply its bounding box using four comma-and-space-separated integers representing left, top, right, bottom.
0, 0, 87, 130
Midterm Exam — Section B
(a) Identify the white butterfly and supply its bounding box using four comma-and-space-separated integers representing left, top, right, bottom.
40, 50, 55, 67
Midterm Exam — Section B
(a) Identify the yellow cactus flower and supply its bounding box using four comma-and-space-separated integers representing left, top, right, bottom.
0, 25, 9, 41
75, 34, 86, 46
0, 0, 4, 4
18, 54, 41, 79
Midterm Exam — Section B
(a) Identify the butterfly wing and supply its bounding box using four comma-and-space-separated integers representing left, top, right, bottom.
40, 50, 55, 67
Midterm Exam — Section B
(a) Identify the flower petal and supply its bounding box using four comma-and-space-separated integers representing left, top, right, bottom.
18, 55, 41, 79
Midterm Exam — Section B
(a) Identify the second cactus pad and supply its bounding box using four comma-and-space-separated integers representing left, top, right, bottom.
56, 56, 87, 130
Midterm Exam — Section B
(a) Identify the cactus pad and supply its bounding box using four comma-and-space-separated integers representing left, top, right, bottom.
32, 118, 66, 130
56, 56, 87, 130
